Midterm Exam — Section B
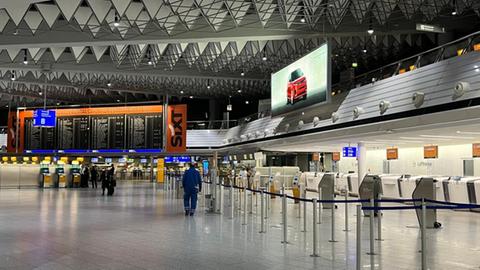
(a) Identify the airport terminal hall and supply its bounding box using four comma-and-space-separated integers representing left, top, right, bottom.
1, 1, 480, 270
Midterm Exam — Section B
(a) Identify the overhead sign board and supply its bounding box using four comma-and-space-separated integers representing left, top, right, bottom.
416, 23, 445, 34
473, 143, 480, 158
424, 145, 438, 159
166, 104, 187, 153
33, 110, 56, 127
332, 152, 341, 161
271, 42, 330, 116
342, 147, 357, 158
386, 148, 398, 160
164, 156, 191, 163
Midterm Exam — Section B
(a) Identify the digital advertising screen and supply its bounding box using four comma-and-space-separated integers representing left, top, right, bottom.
33, 110, 56, 127
271, 43, 330, 116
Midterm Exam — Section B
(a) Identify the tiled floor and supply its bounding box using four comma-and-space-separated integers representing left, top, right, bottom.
0, 182, 478, 270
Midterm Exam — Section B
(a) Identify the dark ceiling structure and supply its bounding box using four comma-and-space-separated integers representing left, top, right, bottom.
0, 0, 478, 108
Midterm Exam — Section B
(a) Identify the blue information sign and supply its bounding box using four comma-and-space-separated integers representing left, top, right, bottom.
342, 147, 357, 157
165, 156, 191, 163
33, 109, 56, 127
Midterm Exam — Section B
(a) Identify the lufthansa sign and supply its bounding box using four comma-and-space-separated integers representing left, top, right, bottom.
166, 104, 187, 153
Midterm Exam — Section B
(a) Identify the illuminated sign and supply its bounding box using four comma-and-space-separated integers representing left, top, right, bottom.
342, 147, 357, 157
164, 156, 191, 163
33, 110, 56, 127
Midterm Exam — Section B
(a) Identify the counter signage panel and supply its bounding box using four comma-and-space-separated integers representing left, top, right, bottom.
386, 148, 398, 160
164, 156, 191, 163
342, 147, 357, 157
332, 152, 340, 161
271, 42, 330, 116
33, 110, 56, 127
473, 143, 480, 158
424, 145, 438, 159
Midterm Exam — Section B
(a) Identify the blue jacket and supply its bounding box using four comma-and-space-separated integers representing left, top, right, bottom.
182, 167, 202, 193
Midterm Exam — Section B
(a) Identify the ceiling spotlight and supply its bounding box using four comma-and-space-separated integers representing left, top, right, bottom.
116, 99, 120, 102
10, 71, 15, 81
367, 28, 374, 35
13, 29, 18, 35
180, 90, 184, 94
362, 48, 367, 53
245, 100, 249, 104
237, 89, 242, 93
5, 105, 9, 108
39, 92, 43, 96
147, 60, 153, 65
262, 56, 267, 61
107, 82, 112, 87
113, 14, 120, 27
56, 102, 60, 106
300, 17, 306, 23
451, 10, 457, 15
352, 62, 358, 68
207, 85, 211, 89
23, 49, 28, 65
240, 71, 245, 76
189, 96, 193, 99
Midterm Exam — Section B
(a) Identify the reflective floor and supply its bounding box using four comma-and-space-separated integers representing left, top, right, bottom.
0, 182, 478, 270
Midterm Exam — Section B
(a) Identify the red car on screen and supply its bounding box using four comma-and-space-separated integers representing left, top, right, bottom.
286, 68, 307, 104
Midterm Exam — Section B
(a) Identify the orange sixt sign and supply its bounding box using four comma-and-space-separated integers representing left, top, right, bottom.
166, 105, 187, 153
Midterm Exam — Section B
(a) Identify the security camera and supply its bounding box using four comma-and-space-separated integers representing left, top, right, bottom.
379, 100, 391, 115
331, 112, 339, 123
298, 120, 304, 128
412, 92, 425, 108
313, 116, 320, 126
453, 81, 470, 98
353, 106, 364, 119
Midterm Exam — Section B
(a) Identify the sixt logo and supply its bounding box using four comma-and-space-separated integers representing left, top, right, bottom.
170, 108, 184, 147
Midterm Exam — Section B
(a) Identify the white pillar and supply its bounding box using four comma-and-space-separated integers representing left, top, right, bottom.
357, 142, 367, 191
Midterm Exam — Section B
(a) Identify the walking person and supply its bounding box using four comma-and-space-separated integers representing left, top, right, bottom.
101, 169, 108, 196
107, 164, 115, 196
90, 166, 98, 189
182, 163, 202, 216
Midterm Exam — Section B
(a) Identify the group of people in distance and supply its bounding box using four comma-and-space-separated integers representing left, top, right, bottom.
80, 164, 116, 196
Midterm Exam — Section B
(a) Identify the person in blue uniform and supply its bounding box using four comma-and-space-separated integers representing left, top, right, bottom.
182, 163, 202, 216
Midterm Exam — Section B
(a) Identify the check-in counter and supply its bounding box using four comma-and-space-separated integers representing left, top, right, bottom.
447, 177, 472, 204
304, 172, 324, 192
379, 174, 403, 199
0, 164, 40, 188
347, 174, 359, 196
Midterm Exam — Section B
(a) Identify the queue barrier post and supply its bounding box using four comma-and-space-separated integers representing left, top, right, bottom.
344, 186, 350, 232
318, 188, 323, 224
310, 198, 319, 257
367, 198, 375, 255
259, 190, 266, 233
356, 204, 362, 270
329, 200, 337, 243
281, 193, 289, 244
242, 186, 247, 225
376, 194, 383, 241
421, 198, 427, 270
230, 186, 234, 219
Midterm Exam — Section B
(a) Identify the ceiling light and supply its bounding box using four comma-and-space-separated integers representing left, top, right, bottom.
207, 85, 211, 89
147, 60, 153, 65
451, 10, 457, 16
262, 55, 267, 61
5, 105, 8, 108
419, 134, 475, 139
476, 69, 480, 73
237, 89, 242, 93
367, 28, 374, 35
362, 48, 367, 53
189, 96, 193, 99
180, 90, 184, 94
245, 100, 249, 104
113, 14, 120, 27
10, 71, 15, 81
301, 111, 305, 115
39, 92, 42, 96
300, 18, 306, 23
13, 29, 18, 35
56, 102, 60, 106
352, 62, 358, 68
240, 71, 245, 76
107, 82, 112, 87
116, 99, 120, 102
456, 131, 480, 135
23, 49, 28, 65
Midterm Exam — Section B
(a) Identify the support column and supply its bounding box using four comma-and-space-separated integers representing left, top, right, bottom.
162, 95, 168, 152
357, 142, 367, 190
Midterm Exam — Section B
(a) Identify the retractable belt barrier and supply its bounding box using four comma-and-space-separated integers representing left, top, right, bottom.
203, 180, 480, 210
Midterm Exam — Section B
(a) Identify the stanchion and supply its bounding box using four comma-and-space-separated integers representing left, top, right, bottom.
318, 187, 323, 224
219, 183, 224, 214
230, 186, 235, 219
302, 198, 307, 232
356, 205, 362, 270
310, 198, 319, 257
281, 193, 288, 244
344, 186, 350, 232
259, 191, 266, 233
376, 194, 383, 241
367, 198, 375, 255
329, 201, 337, 243
242, 186, 247, 225
421, 198, 427, 270
249, 189, 253, 214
